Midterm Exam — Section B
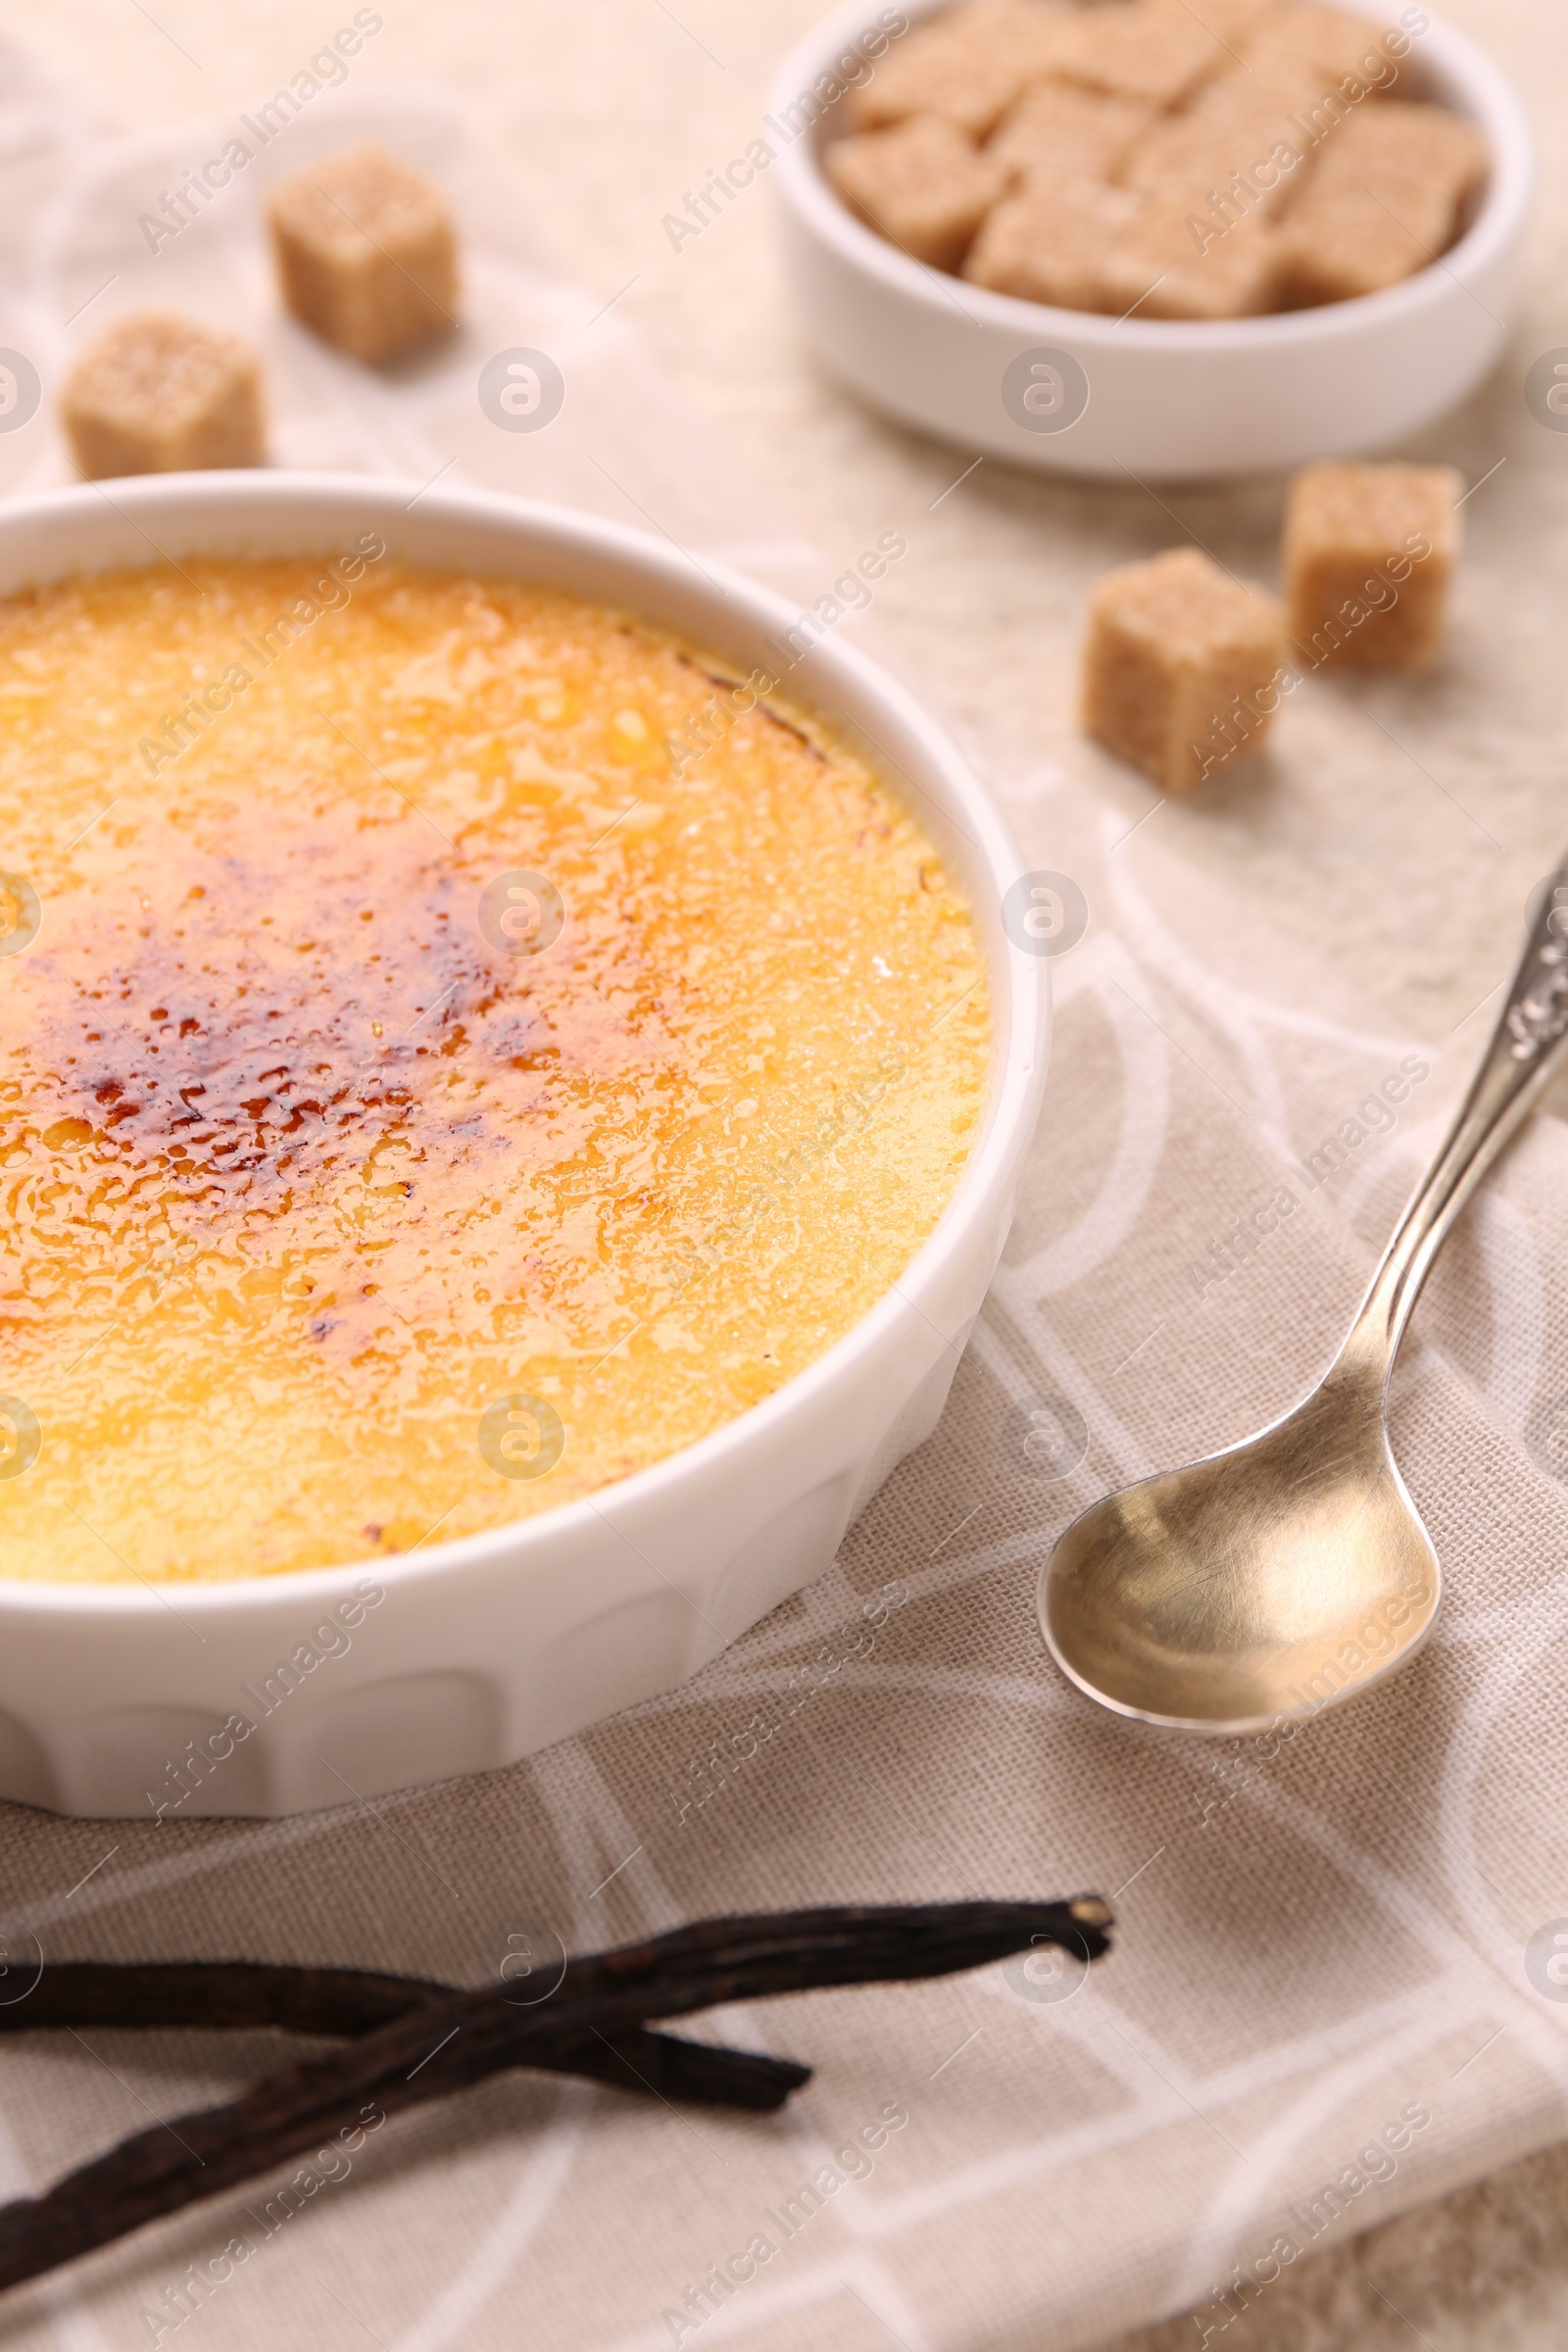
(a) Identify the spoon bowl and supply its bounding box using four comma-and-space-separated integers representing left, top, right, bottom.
1041, 1367, 1441, 1734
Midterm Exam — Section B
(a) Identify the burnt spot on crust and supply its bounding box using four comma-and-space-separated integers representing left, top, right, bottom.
0, 787, 710, 1390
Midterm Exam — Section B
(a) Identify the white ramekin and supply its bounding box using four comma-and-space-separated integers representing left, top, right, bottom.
0, 473, 1047, 1820
772, 0, 1534, 481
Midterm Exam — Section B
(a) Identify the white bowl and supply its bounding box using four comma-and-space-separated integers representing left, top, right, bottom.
0, 472, 1047, 1820
772, 0, 1534, 481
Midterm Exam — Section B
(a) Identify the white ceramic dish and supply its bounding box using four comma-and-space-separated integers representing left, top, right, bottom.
772, 0, 1533, 481
0, 472, 1047, 1821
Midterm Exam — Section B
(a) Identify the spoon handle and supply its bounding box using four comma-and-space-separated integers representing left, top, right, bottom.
1348, 855, 1568, 1370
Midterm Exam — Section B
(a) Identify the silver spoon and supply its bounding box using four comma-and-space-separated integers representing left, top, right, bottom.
1040, 858, 1568, 1736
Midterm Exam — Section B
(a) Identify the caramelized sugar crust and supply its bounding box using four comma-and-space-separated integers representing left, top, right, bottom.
0, 561, 987, 1581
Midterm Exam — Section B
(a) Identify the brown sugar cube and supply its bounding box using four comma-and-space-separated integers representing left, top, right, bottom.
1125, 118, 1292, 222
963, 181, 1145, 311
1302, 94, 1487, 224
1247, 2, 1404, 91
966, 172, 1278, 319
61, 312, 265, 478
1104, 195, 1283, 318
1284, 461, 1461, 670
847, 1, 1082, 137
1277, 188, 1443, 302
1126, 112, 1291, 221
1128, 59, 1327, 220
1310, 98, 1490, 202
986, 80, 1151, 191
1278, 101, 1488, 301
1082, 548, 1289, 792
267, 142, 458, 362
1057, 0, 1232, 108
1219, 54, 1368, 193
827, 115, 1007, 269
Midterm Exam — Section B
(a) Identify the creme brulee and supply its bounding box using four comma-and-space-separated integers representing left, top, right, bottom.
0, 554, 987, 1583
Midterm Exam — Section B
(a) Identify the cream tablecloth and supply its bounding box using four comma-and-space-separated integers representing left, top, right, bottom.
1, 5, 1567, 2347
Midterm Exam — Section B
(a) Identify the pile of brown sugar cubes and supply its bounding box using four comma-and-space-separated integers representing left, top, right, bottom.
1081, 461, 1461, 793
826, 0, 1487, 318
60, 142, 458, 479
